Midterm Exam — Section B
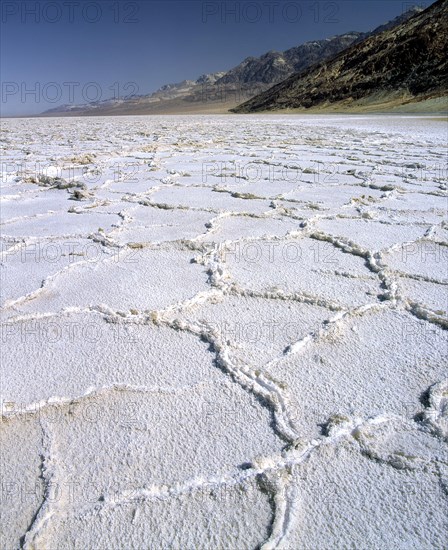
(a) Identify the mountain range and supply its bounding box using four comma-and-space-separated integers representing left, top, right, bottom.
43, 4, 446, 116
233, 0, 447, 113
44, 29, 368, 116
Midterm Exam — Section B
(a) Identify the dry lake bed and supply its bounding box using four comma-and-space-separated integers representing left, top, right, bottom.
1, 115, 447, 549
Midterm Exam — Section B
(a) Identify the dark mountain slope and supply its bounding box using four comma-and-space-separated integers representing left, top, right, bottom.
233, 0, 447, 113
218, 7, 423, 88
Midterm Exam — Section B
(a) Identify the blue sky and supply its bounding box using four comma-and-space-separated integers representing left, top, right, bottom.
1, 0, 434, 116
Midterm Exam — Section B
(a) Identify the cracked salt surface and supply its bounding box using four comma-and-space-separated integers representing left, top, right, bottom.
1, 239, 113, 308
1, 115, 447, 549
225, 236, 382, 308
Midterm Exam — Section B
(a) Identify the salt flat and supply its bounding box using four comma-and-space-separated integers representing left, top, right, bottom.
1, 115, 447, 549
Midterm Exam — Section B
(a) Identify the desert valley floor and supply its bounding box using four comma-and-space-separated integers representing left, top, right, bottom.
1, 115, 447, 549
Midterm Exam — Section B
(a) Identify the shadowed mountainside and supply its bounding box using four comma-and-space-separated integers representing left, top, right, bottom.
232, 0, 447, 113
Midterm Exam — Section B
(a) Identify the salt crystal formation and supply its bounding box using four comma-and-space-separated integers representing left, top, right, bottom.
1, 115, 447, 549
